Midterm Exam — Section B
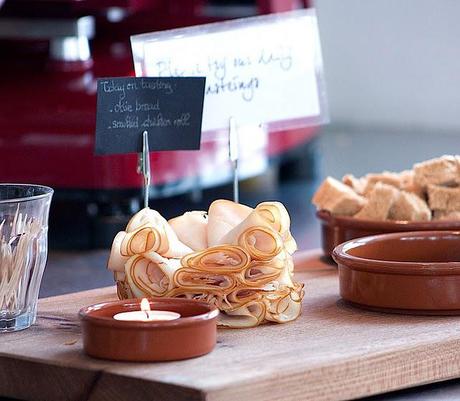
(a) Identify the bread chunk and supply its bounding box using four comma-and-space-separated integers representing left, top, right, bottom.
389, 191, 431, 221
361, 170, 426, 198
414, 155, 460, 188
342, 174, 367, 195
312, 155, 460, 222
398, 170, 425, 198
433, 210, 460, 220
427, 184, 460, 211
363, 171, 404, 194
312, 177, 367, 216
355, 183, 399, 220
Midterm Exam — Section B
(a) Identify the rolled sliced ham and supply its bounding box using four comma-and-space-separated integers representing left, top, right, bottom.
121, 210, 192, 258
238, 226, 283, 261
255, 202, 291, 235
173, 268, 236, 294
283, 234, 297, 255
224, 288, 262, 308
274, 263, 296, 288
108, 199, 304, 328
120, 226, 156, 256
218, 300, 266, 328
166, 288, 222, 307
207, 200, 252, 246
217, 209, 266, 244
265, 283, 303, 323
126, 208, 163, 232
255, 202, 297, 254
217, 207, 284, 260
181, 245, 250, 273
125, 254, 181, 298
107, 231, 129, 272
116, 279, 134, 300
238, 258, 284, 287
168, 211, 208, 251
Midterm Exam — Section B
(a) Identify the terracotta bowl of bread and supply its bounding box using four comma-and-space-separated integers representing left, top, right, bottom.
333, 231, 460, 315
313, 155, 460, 257
317, 210, 460, 257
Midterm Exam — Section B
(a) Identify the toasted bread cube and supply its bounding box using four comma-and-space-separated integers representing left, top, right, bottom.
433, 210, 460, 220
355, 183, 399, 221
398, 169, 426, 198
427, 184, 460, 211
362, 170, 426, 198
312, 177, 367, 216
342, 174, 367, 195
414, 155, 460, 188
363, 171, 404, 194
389, 191, 431, 221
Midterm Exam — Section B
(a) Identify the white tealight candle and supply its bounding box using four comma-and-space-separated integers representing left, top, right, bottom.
113, 310, 181, 321
113, 298, 180, 322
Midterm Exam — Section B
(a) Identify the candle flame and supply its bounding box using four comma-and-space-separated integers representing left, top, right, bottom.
140, 298, 151, 312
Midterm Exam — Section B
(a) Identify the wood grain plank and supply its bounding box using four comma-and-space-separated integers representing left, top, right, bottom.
87, 374, 205, 401
0, 356, 98, 401
1, 251, 460, 401
293, 249, 334, 272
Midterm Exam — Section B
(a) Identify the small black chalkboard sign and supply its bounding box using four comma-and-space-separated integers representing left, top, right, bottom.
95, 77, 206, 155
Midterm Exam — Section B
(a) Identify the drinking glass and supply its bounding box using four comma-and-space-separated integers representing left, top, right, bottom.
0, 184, 53, 332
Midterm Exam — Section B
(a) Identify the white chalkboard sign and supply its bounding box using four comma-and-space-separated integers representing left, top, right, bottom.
131, 9, 328, 133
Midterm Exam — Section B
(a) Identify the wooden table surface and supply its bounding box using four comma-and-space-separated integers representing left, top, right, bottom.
2, 250, 460, 401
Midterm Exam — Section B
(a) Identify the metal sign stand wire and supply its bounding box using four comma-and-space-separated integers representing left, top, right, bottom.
137, 130, 151, 209
229, 117, 239, 204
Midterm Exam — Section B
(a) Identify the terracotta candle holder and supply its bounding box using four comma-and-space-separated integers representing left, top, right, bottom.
333, 230, 460, 315
79, 297, 219, 362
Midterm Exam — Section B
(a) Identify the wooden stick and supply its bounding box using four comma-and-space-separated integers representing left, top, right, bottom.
0, 209, 40, 311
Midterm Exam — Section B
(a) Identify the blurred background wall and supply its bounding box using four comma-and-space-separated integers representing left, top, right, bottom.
315, 0, 460, 133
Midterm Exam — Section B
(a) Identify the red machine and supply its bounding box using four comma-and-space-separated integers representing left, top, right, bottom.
0, 0, 317, 248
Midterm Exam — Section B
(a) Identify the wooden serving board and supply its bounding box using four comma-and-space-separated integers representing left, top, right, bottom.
1, 250, 460, 401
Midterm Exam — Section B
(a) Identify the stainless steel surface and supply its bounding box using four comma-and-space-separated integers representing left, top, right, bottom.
0, 16, 95, 40
49, 36, 91, 62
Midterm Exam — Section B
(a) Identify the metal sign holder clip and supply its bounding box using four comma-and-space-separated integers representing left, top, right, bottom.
137, 130, 151, 209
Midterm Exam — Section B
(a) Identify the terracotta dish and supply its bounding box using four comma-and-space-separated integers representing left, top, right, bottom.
333, 231, 460, 315
79, 297, 219, 362
318, 210, 460, 257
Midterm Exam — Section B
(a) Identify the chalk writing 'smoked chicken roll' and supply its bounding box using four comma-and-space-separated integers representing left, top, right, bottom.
107, 200, 304, 328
